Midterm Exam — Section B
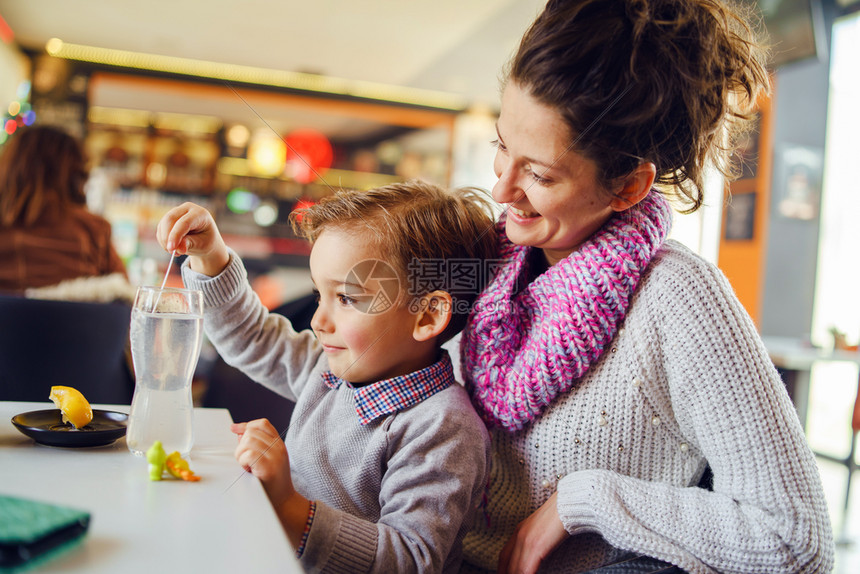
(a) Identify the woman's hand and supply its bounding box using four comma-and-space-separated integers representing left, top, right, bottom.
156, 202, 230, 277
497, 491, 569, 574
232, 419, 311, 549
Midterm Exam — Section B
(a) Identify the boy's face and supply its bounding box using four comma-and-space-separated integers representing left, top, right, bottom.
309, 227, 428, 385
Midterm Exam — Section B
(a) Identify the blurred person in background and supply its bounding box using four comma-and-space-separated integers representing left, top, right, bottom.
0, 125, 128, 296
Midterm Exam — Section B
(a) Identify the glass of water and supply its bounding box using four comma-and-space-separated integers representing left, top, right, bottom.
126, 286, 203, 458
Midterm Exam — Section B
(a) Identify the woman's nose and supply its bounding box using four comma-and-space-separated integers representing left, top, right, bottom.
492, 158, 520, 204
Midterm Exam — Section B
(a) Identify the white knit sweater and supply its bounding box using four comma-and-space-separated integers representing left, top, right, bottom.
457, 240, 834, 573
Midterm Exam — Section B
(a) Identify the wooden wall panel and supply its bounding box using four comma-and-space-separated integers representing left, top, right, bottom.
717, 93, 773, 328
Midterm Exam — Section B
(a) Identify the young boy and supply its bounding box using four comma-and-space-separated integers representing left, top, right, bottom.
156, 180, 497, 573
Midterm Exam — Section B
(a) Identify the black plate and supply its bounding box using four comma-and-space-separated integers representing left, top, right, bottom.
11, 409, 128, 448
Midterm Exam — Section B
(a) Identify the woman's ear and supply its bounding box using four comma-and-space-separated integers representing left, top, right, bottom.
412, 290, 453, 342
610, 162, 656, 212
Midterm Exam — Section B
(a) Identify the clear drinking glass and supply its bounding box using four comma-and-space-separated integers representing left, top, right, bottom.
126, 286, 204, 457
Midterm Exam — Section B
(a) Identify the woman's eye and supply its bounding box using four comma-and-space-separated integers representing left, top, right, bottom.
531, 171, 551, 185
312, 289, 321, 302
524, 165, 551, 185
490, 138, 507, 152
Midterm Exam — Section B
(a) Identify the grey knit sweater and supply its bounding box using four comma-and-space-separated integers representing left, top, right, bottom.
455, 240, 834, 573
182, 253, 491, 573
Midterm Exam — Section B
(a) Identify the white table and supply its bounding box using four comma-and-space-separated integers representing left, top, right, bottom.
763, 336, 860, 540
0, 401, 302, 573
763, 336, 860, 429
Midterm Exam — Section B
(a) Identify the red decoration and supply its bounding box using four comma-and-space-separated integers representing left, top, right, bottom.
285, 129, 333, 184
0, 13, 14, 45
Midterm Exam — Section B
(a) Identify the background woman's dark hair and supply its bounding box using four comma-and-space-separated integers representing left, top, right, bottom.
0, 125, 89, 227
508, 0, 771, 212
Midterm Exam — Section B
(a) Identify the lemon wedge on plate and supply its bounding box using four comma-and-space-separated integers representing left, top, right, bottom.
48, 386, 94, 429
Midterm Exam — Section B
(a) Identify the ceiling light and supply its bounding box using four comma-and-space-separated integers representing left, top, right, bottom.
45, 39, 468, 111
247, 129, 286, 178
253, 201, 279, 227
226, 124, 250, 149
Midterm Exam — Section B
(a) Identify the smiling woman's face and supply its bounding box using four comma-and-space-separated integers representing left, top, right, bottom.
491, 82, 617, 267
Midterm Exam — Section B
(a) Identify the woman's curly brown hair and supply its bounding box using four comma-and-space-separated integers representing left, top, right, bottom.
508, 0, 771, 212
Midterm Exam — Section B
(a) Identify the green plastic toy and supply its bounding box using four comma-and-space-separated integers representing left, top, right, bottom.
145, 441, 201, 481
145, 441, 168, 481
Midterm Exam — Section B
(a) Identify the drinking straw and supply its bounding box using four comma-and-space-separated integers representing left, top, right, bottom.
161, 250, 176, 289
152, 250, 176, 312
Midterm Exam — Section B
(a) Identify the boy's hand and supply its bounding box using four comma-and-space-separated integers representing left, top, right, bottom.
156, 202, 230, 277
231, 419, 311, 549
231, 419, 293, 501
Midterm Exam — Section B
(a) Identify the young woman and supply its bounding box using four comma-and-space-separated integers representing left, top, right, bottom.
0, 125, 127, 293
458, 1, 834, 572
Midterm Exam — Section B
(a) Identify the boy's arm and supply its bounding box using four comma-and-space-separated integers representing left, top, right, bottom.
181, 249, 322, 402
299, 391, 490, 573
231, 419, 312, 550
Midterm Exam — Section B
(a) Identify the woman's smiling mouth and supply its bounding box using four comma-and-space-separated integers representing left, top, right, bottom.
509, 205, 540, 219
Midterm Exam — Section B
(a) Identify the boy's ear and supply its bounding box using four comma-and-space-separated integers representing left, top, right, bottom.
412, 290, 452, 342
609, 162, 656, 212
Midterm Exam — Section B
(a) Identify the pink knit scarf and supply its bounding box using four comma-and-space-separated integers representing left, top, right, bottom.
461, 191, 673, 431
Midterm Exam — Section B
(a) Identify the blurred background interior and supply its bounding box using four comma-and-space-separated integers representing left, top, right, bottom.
1, 1, 860, 570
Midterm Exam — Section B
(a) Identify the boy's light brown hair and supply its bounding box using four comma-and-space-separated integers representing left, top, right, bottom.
290, 179, 498, 343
